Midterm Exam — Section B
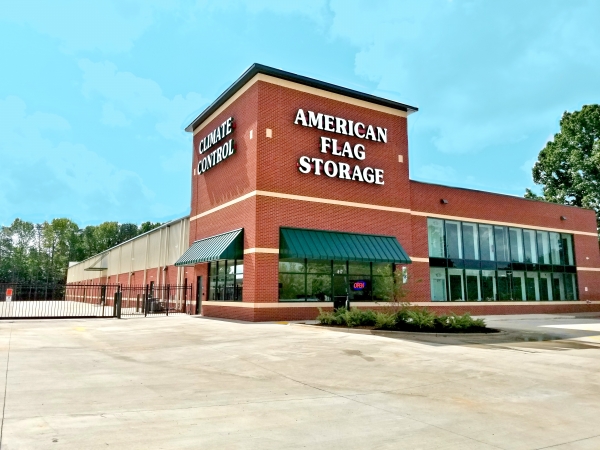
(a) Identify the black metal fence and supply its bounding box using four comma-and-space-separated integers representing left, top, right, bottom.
120, 284, 193, 317
0, 283, 119, 319
0, 283, 193, 319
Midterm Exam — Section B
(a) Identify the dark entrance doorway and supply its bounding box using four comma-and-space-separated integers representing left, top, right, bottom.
196, 276, 202, 315
333, 274, 348, 310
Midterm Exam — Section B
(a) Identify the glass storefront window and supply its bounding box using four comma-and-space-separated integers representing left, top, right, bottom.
495, 226, 510, 262
462, 222, 479, 260
497, 270, 511, 300
428, 218, 445, 258
479, 224, 495, 261
447, 268, 464, 301
549, 232, 564, 265
372, 275, 393, 301
430, 267, 446, 301
564, 273, 576, 300
536, 231, 551, 264
511, 271, 526, 300
445, 221, 463, 259
481, 270, 496, 301
279, 259, 394, 302
552, 273, 565, 300
523, 229, 538, 264
465, 269, 481, 301
525, 272, 540, 301
279, 259, 305, 273
307, 274, 331, 301
561, 234, 574, 266
539, 272, 552, 300
208, 259, 244, 301
509, 228, 524, 263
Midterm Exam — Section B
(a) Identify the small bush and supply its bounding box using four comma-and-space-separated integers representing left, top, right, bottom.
446, 312, 486, 331
374, 311, 396, 329
316, 308, 342, 326
405, 308, 436, 330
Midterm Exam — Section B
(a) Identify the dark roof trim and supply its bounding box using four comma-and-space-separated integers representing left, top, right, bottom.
185, 63, 418, 132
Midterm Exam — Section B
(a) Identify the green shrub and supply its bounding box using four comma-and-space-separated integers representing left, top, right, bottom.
317, 308, 343, 326
446, 313, 486, 331
405, 308, 436, 329
374, 311, 396, 329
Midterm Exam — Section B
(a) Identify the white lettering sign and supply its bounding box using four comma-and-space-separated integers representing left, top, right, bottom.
294, 109, 387, 185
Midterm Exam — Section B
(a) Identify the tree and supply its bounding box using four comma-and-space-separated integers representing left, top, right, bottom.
139, 221, 162, 234
525, 104, 600, 236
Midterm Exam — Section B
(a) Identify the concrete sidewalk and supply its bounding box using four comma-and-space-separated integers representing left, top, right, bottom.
0, 314, 599, 449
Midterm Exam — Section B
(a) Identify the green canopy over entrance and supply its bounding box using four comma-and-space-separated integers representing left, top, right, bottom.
175, 229, 243, 266
279, 227, 411, 263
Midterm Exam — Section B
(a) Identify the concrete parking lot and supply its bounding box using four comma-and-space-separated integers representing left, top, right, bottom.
0, 314, 599, 449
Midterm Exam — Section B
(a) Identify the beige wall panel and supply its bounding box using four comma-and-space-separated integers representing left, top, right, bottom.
166, 221, 183, 265
148, 231, 161, 268
107, 249, 120, 276
133, 237, 148, 272
120, 242, 133, 274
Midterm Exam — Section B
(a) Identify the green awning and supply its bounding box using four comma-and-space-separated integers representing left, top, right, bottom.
280, 228, 411, 263
175, 229, 243, 266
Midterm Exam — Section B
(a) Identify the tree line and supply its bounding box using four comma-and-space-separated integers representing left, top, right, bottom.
0, 219, 161, 285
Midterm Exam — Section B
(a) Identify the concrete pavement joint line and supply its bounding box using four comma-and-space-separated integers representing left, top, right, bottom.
221, 342, 506, 450
0, 325, 12, 450
534, 432, 600, 449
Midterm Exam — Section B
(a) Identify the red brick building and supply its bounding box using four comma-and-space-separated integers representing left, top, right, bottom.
68, 64, 600, 321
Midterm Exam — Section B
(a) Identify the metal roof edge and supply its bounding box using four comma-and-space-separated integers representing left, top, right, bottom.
185, 63, 418, 132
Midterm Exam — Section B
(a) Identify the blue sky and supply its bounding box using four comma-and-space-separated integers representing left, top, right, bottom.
1, 0, 599, 227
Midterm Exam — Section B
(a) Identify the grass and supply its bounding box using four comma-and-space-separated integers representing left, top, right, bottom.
316, 306, 490, 333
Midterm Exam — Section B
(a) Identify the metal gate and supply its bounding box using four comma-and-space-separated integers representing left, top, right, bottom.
118, 284, 193, 318
0, 283, 121, 319
0, 283, 193, 319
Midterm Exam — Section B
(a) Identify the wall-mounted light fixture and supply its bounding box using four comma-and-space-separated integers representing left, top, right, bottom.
440, 199, 448, 204
560, 216, 567, 220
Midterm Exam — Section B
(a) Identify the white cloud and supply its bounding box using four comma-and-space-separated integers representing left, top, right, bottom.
0, 0, 176, 54
0, 96, 163, 224
327, 0, 600, 154
78, 59, 206, 142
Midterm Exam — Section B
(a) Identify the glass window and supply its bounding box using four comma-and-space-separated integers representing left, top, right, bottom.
445, 221, 463, 259
279, 273, 305, 301
479, 225, 495, 261
462, 223, 479, 260
549, 232, 563, 265
525, 272, 540, 301
447, 268, 464, 301
279, 259, 305, 273
333, 260, 347, 275
494, 226, 510, 262
497, 270, 511, 300
307, 274, 332, 301
481, 270, 496, 301
224, 259, 235, 300
523, 230, 538, 264
509, 228, 524, 263
348, 276, 370, 301
372, 263, 393, 277
307, 260, 331, 274
427, 218, 445, 258
539, 272, 552, 300
511, 271, 526, 301
465, 269, 481, 301
552, 273, 565, 300
430, 268, 446, 301
536, 231, 551, 264
372, 275, 393, 301
235, 260, 243, 301
348, 261, 371, 275
561, 234, 574, 266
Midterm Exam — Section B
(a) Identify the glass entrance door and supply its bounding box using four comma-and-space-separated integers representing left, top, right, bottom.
333, 274, 348, 310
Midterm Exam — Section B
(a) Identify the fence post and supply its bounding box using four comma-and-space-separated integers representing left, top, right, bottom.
166, 284, 170, 316
183, 279, 187, 314
116, 286, 122, 319
144, 284, 149, 317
